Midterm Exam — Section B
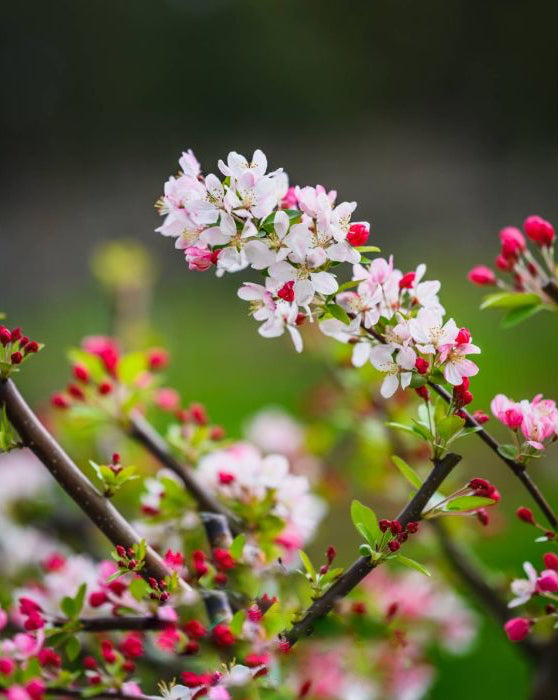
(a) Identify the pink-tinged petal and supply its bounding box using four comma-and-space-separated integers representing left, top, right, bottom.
456, 359, 479, 377
311, 271, 338, 295
381, 374, 399, 399
444, 362, 464, 386
527, 440, 545, 450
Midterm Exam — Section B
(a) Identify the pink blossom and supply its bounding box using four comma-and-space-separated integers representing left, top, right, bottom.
0, 609, 7, 631
6, 686, 32, 700
164, 549, 185, 572
184, 246, 217, 271
155, 388, 181, 412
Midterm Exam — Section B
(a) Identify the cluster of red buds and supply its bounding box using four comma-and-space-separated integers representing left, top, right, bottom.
19, 597, 45, 631
468, 215, 557, 302
378, 518, 419, 552
146, 576, 169, 602
212, 623, 235, 647
516, 506, 556, 541
114, 544, 147, 579
468, 478, 500, 526
51, 359, 115, 408
181, 618, 207, 656
0, 325, 40, 378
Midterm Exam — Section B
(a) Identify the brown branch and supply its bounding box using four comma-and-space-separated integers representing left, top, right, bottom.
542, 280, 558, 306
282, 452, 461, 646
54, 616, 168, 633
0, 379, 182, 589
128, 412, 242, 535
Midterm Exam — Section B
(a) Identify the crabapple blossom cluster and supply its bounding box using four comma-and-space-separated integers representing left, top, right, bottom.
468, 215, 558, 326
140, 442, 325, 559
504, 552, 558, 643
491, 393, 558, 456
157, 150, 481, 399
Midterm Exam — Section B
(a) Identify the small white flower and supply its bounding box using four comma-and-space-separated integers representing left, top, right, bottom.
508, 562, 538, 608
369, 344, 417, 398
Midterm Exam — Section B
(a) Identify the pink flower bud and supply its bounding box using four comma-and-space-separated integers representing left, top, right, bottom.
524, 215, 554, 247
277, 281, 295, 302
499, 227, 526, 258
0, 658, 15, 675
537, 569, 558, 593
472, 410, 490, 424
504, 617, 531, 642
468, 266, 496, 286
455, 327, 471, 344
503, 408, 523, 429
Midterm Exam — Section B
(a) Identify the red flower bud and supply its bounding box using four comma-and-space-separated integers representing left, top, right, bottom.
399, 271, 416, 290
516, 507, 535, 525
468, 266, 496, 286
0, 327, 11, 346
388, 540, 400, 552
10, 351, 22, 365
147, 348, 170, 371
89, 591, 108, 608
190, 403, 207, 426
73, 364, 90, 383
183, 619, 207, 639
218, 471, 235, 485
476, 508, 490, 526
524, 215, 555, 247
98, 381, 113, 395
455, 327, 471, 344
379, 518, 391, 533
472, 410, 490, 424
415, 357, 429, 374
51, 393, 70, 409
499, 227, 526, 258
415, 386, 430, 400
212, 623, 235, 646
406, 521, 419, 534
543, 552, 558, 571
346, 222, 370, 247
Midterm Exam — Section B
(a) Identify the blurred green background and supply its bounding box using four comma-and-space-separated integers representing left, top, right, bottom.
2, 1, 557, 697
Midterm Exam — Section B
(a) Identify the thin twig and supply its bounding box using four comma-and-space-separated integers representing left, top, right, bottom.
128, 412, 242, 535
0, 379, 182, 589
282, 452, 461, 646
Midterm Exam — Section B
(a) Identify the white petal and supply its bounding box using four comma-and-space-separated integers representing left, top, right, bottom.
310, 271, 338, 295
381, 374, 399, 398
352, 342, 371, 367
244, 240, 277, 270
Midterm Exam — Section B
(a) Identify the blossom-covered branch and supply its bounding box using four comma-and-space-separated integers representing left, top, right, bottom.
0, 378, 178, 587
128, 412, 243, 535
282, 452, 461, 646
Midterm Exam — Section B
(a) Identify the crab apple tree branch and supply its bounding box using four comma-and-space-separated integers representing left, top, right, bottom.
0, 378, 181, 588
282, 451, 462, 646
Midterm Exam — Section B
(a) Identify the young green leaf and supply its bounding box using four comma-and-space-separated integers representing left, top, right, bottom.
299, 550, 317, 582
437, 415, 465, 441
446, 495, 496, 512
395, 555, 431, 576
480, 291, 540, 310
325, 303, 350, 325
65, 636, 81, 662
350, 500, 380, 542
230, 533, 246, 560
392, 455, 423, 489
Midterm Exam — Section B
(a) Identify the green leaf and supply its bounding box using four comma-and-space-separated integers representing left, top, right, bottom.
501, 304, 545, 329
229, 609, 246, 636
325, 303, 350, 325
392, 455, 423, 489
299, 550, 317, 581
119, 351, 148, 384
355, 246, 381, 253
230, 534, 246, 560
336, 279, 361, 294
395, 555, 431, 576
61, 596, 76, 619
437, 415, 465, 441
65, 636, 81, 661
129, 578, 149, 601
73, 583, 86, 617
480, 292, 540, 310
497, 444, 519, 461
67, 349, 106, 383
350, 500, 380, 543
410, 373, 427, 388
446, 496, 496, 512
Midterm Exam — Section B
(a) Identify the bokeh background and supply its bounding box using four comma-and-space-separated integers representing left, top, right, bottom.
2, 1, 557, 697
